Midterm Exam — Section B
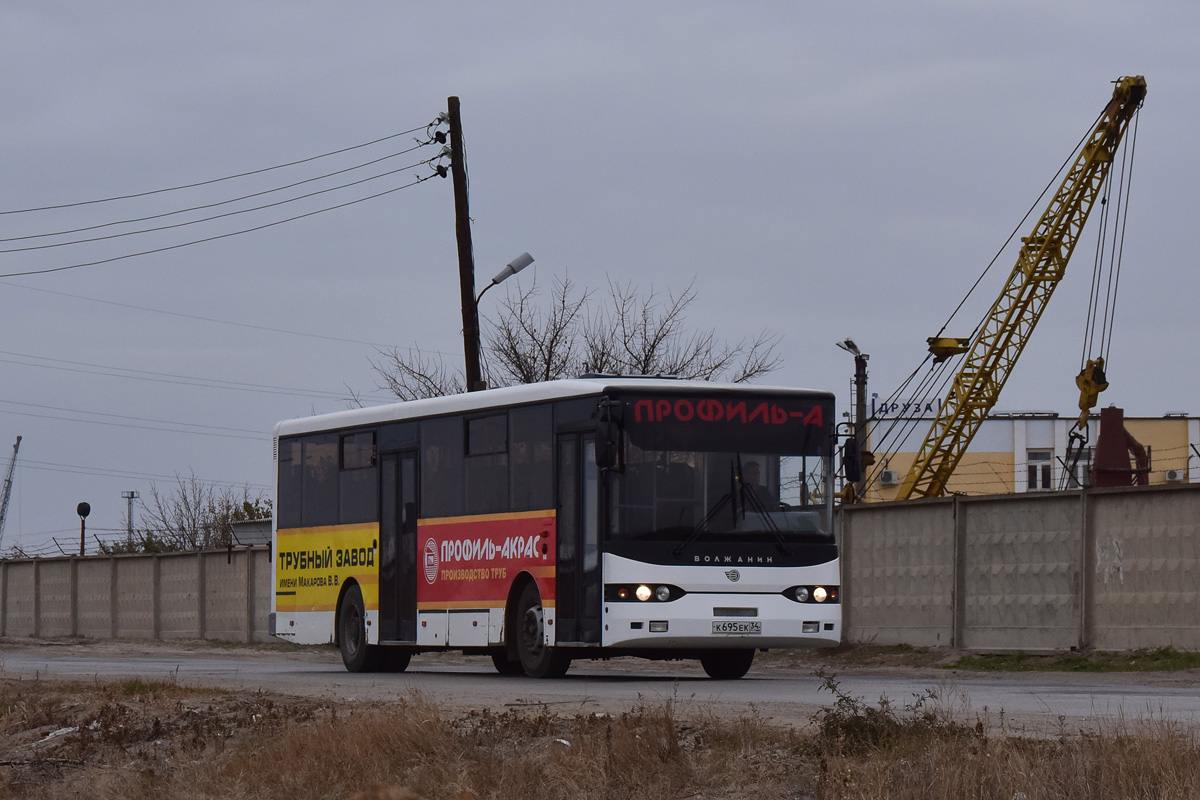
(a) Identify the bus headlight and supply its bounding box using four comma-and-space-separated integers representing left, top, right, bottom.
605, 584, 686, 602
785, 585, 839, 604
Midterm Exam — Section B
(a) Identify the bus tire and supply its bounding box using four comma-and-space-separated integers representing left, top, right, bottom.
700, 649, 755, 680
380, 647, 412, 672
515, 582, 571, 679
338, 584, 380, 673
490, 650, 524, 676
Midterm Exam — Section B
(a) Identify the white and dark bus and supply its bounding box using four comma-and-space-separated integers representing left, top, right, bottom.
271, 377, 841, 679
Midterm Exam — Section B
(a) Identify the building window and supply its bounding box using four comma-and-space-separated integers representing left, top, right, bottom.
1027, 449, 1053, 491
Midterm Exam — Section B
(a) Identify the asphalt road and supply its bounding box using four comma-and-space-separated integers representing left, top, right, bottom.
3, 639, 1199, 734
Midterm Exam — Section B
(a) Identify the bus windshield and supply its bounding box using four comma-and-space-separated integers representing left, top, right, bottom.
608, 442, 832, 543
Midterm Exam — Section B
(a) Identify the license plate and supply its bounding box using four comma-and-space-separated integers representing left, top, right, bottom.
712, 620, 761, 634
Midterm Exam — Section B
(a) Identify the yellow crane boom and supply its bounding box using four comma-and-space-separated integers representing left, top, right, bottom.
896, 76, 1147, 500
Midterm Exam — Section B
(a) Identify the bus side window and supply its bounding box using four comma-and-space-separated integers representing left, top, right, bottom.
421, 417, 464, 517
465, 414, 508, 514
510, 405, 553, 511
277, 439, 302, 529
302, 434, 339, 527
339, 431, 378, 524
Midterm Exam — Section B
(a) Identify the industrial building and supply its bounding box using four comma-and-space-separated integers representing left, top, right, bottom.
865, 407, 1200, 502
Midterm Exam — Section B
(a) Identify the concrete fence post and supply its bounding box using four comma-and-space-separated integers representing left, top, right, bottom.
1, 560, 8, 637
32, 559, 41, 638
952, 495, 966, 648
109, 557, 119, 638
1079, 487, 1094, 651
245, 549, 255, 644
838, 506, 851, 639
70, 558, 79, 637
152, 555, 162, 640
197, 551, 206, 640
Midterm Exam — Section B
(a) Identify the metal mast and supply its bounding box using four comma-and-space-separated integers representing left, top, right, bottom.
896, 76, 1147, 500
0, 436, 22, 549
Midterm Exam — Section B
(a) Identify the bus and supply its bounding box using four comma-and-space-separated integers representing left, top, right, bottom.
271, 377, 841, 679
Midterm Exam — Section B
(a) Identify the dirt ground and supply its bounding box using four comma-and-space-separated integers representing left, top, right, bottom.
3, 639, 1200, 798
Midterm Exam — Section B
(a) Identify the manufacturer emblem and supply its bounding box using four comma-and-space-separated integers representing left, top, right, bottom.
423, 538, 439, 584
725, 569, 740, 582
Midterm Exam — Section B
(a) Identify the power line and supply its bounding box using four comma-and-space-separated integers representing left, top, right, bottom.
18, 458, 269, 489
0, 349, 393, 401
0, 406, 268, 442
0, 280, 462, 356
0, 156, 436, 255
0, 141, 435, 244
0, 397, 265, 435
0, 171, 441, 279
0, 122, 438, 215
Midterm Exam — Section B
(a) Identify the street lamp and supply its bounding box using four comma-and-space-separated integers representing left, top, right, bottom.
76, 501, 90, 556
836, 339, 870, 499
464, 252, 534, 392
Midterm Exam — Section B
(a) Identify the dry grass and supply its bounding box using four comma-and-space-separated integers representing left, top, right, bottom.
3, 675, 1200, 799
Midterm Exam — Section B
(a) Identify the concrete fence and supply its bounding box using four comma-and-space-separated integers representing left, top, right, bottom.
3, 485, 1198, 652
0, 546, 272, 643
840, 483, 1200, 652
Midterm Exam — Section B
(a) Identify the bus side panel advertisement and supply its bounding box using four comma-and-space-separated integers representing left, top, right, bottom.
418, 511, 556, 608
276, 524, 380, 613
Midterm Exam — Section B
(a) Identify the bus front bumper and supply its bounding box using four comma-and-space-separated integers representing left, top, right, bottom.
600, 592, 840, 649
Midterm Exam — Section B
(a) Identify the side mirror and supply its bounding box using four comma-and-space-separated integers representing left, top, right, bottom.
842, 439, 863, 484
596, 422, 619, 469
595, 397, 623, 470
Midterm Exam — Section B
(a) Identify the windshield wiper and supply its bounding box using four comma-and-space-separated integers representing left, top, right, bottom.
673, 489, 734, 556
735, 453, 791, 556
674, 457, 792, 556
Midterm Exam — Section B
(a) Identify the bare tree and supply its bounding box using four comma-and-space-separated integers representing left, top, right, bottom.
371, 345, 464, 402
582, 279, 781, 382
119, 474, 271, 552
371, 275, 781, 400
485, 274, 591, 385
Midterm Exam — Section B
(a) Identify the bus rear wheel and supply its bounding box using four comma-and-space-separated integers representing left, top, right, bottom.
338, 584, 381, 673
516, 582, 570, 678
490, 650, 524, 675
700, 649, 755, 680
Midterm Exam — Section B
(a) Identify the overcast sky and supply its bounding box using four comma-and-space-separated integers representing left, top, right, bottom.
1, 2, 1195, 555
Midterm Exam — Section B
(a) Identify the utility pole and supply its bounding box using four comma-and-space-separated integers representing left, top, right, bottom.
853, 352, 870, 498
121, 490, 139, 549
836, 339, 871, 500
447, 96, 484, 392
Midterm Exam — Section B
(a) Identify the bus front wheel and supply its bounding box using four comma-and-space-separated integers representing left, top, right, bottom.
515, 582, 570, 678
338, 584, 380, 673
700, 649, 755, 680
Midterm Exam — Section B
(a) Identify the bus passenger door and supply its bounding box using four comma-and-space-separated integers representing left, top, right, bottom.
556, 433, 601, 644
379, 451, 418, 642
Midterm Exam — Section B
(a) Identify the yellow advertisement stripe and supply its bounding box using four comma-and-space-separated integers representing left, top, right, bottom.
277, 522, 380, 537
419, 509, 555, 526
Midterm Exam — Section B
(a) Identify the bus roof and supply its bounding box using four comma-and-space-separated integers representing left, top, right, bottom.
273, 377, 834, 438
